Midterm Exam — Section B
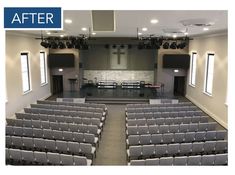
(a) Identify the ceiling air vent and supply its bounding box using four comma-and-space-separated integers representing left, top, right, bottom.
180, 18, 215, 27
92, 10, 115, 32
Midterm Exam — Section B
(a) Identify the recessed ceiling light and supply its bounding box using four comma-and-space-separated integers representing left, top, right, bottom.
173, 34, 177, 38
150, 19, 159, 24
138, 32, 142, 35
58, 68, 63, 72
92, 32, 96, 35
81, 27, 87, 31
142, 27, 148, 31
65, 19, 72, 24
60, 34, 64, 38
174, 69, 179, 73
184, 32, 189, 35
46, 32, 51, 35
203, 27, 209, 31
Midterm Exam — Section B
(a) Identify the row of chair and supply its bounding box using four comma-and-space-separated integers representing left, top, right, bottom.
37, 100, 107, 111
126, 122, 217, 135
7, 120, 101, 136
6, 126, 99, 146
31, 104, 105, 114
6, 148, 92, 165
24, 108, 105, 121
126, 106, 198, 113
7, 119, 101, 136
128, 153, 228, 165
126, 111, 205, 119
127, 130, 227, 146
126, 116, 208, 126
126, 102, 193, 109
11, 115, 103, 128
127, 140, 228, 160
6, 136, 96, 160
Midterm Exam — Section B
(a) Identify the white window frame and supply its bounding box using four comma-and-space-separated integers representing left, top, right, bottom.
204, 53, 215, 96
20, 52, 31, 94
5, 79, 8, 103
40, 51, 47, 85
189, 52, 197, 87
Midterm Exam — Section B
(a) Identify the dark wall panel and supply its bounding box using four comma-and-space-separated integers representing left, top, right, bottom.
128, 46, 156, 70
81, 45, 109, 70
81, 45, 156, 70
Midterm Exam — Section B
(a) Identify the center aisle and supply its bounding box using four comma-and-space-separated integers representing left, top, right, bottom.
93, 105, 127, 165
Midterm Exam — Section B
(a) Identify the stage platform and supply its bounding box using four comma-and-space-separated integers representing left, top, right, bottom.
47, 86, 181, 104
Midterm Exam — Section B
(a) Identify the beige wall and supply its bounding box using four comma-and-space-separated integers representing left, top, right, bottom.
186, 34, 228, 128
5, 32, 51, 118
49, 49, 80, 91
156, 48, 188, 95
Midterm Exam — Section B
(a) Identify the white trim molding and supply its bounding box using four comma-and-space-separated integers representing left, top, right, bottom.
39, 93, 52, 101
186, 95, 227, 129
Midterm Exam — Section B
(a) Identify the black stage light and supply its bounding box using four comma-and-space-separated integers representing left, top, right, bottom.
66, 41, 73, 48
152, 41, 161, 49
58, 41, 66, 49
70, 37, 77, 45
74, 39, 81, 49
156, 42, 161, 49
74, 42, 80, 49
152, 44, 160, 49
112, 44, 116, 49
177, 42, 186, 49
163, 42, 169, 49
170, 42, 177, 49
158, 38, 163, 46
40, 41, 50, 48
150, 38, 161, 49
50, 41, 58, 49
47, 42, 51, 48
181, 42, 187, 48
120, 44, 125, 49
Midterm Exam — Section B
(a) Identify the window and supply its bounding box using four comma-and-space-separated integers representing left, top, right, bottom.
20, 53, 31, 93
204, 53, 215, 95
189, 52, 197, 86
40, 52, 47, 85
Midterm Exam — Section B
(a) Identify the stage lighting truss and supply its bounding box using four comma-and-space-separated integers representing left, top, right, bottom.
39, 36, 89, 50
138, 35, 191, 50
38, 28, 191, 50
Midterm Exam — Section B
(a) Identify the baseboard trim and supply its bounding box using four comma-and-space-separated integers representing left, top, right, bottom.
186, 95, 228, 129
39, 93, 52, 101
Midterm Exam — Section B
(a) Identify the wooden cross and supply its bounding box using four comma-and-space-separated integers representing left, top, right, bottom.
112, 47, 125, 64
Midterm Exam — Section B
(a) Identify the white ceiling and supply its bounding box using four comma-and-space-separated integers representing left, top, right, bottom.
18, 10, 227, 38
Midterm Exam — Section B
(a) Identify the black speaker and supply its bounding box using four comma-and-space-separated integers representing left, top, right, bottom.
79, 63, 83, 68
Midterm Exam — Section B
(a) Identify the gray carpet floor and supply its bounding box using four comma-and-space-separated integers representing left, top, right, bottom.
93, 105, 127, 165
92, 104, 226, 165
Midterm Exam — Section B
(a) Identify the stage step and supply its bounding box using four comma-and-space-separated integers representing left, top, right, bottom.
86, 98, 149, 104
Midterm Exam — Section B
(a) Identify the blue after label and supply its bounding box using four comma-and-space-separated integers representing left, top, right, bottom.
4, 7, 61, 28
